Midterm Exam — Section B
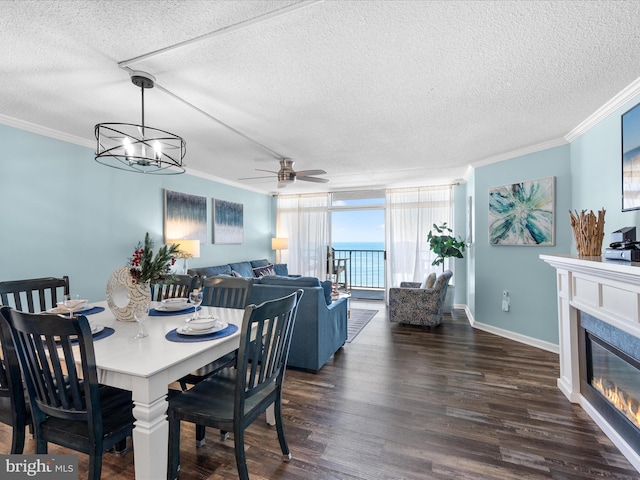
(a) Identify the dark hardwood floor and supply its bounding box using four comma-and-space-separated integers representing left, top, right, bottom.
2, 300, 638, 479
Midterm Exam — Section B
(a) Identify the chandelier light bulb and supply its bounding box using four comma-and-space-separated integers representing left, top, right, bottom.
154, 141, 162, 161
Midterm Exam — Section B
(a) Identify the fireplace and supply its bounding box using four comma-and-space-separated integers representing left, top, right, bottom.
540, 254, 640, 472
579, 312, 640, 456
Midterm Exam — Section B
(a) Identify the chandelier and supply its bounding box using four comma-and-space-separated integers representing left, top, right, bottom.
94, 71, 186, 174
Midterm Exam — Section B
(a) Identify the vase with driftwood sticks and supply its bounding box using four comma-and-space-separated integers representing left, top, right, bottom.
569, 208, 606, 256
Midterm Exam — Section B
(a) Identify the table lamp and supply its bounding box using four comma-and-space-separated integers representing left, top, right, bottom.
271, 237, 288, 264
171, 239, 200, 274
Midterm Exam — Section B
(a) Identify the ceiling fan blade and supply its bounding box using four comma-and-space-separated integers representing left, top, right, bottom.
295, 169, 326, 176
238, 175, 273, 180
298, 176, 330, 183
255, 169, 278, 174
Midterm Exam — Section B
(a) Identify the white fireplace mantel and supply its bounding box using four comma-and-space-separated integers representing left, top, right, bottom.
540, 254, 640, 472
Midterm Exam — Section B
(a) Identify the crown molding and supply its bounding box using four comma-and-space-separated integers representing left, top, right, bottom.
566, 76, 640, 142
0, 113, 94, 149
471, 137, 569, 170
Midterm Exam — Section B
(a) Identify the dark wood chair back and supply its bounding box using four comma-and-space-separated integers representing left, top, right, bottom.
0, 314, 29, 453
0, 276, 70, 313
168, 289, 303, 479
151, 274, 198, 301
0, 306, 134, 479
201, 276, 253, 309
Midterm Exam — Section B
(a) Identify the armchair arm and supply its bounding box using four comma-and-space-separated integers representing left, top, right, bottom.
399, 282, 421, 288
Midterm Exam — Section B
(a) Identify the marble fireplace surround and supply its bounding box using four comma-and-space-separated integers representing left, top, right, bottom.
540, 254, 640, 472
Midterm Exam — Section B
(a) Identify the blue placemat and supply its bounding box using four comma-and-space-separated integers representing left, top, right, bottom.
63, 326, 114, 345
78, 306, 105, 316
165, 324, 238, 343
93, 326, 115, 341
150, 306, 201, 316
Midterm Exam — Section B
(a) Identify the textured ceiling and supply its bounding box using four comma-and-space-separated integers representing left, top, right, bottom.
2, 0, 640, 194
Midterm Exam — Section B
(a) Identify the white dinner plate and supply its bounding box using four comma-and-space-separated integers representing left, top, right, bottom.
176, 322, 228, 336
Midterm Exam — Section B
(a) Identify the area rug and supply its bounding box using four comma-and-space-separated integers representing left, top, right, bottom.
347, 309, 378, 342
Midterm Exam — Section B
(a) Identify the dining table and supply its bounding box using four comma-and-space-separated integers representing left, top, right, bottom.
82, 300, 248, 480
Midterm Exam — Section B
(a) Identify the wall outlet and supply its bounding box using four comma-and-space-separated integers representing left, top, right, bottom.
502, 290, 510, 312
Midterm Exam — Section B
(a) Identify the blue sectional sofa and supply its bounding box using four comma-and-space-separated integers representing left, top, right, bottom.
250, 275, 348, 372
188, 261, 348, 372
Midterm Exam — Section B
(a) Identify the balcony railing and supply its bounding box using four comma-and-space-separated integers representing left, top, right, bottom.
333, 249, 385, 290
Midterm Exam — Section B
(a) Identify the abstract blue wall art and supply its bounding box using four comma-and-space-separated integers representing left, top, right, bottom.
488, 176, 555, 246
164, 189, 207, 243
213, 199, 244, 244
622, 102, 640, 211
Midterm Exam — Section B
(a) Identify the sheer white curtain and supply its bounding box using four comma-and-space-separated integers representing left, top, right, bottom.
385, 185, 453, 290
276, 193, 329, 278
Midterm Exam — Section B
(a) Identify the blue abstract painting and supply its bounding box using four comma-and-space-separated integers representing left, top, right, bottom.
488, 177, 555, 246
213, 199, 243, 244
164, 189, 207, 243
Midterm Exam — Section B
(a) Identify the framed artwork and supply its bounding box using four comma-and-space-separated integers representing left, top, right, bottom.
488, 176, 555, 246
622, 102, 640, 211
213, 199, 243, 244
163, 189, 207, 243
466, 195, 473, 244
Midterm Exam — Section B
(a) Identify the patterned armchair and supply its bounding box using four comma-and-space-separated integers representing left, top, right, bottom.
388, 270, 453, 327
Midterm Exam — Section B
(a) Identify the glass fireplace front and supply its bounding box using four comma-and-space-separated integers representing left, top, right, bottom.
579, 312, 640, 456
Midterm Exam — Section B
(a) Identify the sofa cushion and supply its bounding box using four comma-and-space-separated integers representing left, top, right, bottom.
229, 261, 254, 277
320, 280, 333, 305
250, 259, 270, 268
259, 275, 321, 288
253, 264, 276, 277
420, 272, 437, 289
197, 264, 232, 277
273, 263, 289, 276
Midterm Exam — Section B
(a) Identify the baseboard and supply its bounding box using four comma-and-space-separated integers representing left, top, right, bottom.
460, 305, 559, 354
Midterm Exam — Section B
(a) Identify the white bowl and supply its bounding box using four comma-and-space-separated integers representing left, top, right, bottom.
185, 316, 219, 331
160, 298, 189, 311
56, 299, 88, 312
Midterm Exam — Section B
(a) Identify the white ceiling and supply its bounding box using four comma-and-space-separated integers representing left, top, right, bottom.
2, 0, 640, 194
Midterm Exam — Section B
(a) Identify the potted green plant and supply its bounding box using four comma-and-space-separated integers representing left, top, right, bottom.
427, 222, 466, 271
427, 223, 466, 313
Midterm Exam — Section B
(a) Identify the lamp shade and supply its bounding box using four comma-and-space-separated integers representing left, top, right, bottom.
171, 239, 200, 259
271, 237, 288, 250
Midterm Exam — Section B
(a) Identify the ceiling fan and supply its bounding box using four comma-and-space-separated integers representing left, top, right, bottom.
239, 159, 329, 188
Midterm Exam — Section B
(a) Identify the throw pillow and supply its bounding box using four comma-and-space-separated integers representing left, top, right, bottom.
420, 273, 437, 289
273, 263, 289, 276
320, 280, 333, 305
230, 270, 242, 277
253, 264, 276, 277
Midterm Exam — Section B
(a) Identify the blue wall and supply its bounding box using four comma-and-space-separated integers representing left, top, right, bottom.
571, 95, 640, 231
469, 145, 572, 346
0, 125, 275, 303
467, 90, 640, 349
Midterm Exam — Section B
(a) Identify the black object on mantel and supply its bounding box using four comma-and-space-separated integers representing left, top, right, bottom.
604, 226, 640, 261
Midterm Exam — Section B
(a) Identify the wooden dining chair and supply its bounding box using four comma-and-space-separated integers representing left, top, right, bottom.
178, 275, 255, 445
168, 289, 303, 480
151, 274, 198, 301
179, 276, 255, 390
0, 275, 70, 451
0, 306, 135, 480
0, 318, 29, 453
0, 276, 70, 313
201, 275, 253, 309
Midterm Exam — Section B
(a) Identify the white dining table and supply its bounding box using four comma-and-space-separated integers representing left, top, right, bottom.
85, 301, 245, 480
